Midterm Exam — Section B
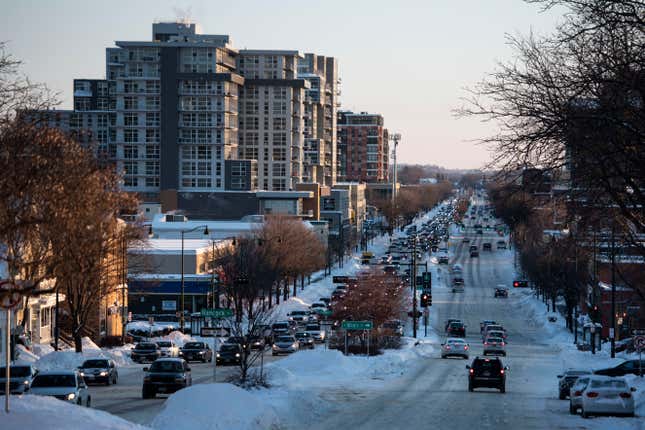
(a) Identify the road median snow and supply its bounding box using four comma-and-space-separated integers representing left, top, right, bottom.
151, 383, 279, 430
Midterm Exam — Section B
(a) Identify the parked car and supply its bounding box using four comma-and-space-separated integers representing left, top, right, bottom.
216, 343, 242, 365
614, 337, 634, 353
594, 360, 645, 377
142, 358, 192, 398
557, 369, 592, 400
483, 336, 506, 356
156, 341, 180, 357
30, 370, 91, 406
295, 331, 315, 349
441, 338, 470, 359
131, 342, 161, 363
78, 358, 118, 385
272, 335, 299, 356
496, 241, 507, 250
578, 376, 636, 418
0, 364, 38, 394
467, 357, 507, 393
305, 324, 325, 342
179, 341, 213, 363
446, 321, 466, 337
494, 288, 508, 298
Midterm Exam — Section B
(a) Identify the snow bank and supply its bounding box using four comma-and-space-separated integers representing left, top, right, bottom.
0, 395, 149, 430
35, 337, 134, 370
151, 384, 279, 430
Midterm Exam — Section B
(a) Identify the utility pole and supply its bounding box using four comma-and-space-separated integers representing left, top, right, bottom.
412, 235, 417, 338
610, 221, 616, 358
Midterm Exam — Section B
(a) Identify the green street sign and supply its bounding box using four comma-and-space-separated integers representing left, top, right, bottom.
201, 308, 233, 318
342, 320, 373, 330
319, 309, 333, 316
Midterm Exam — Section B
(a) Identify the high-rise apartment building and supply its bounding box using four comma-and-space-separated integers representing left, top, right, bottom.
29, 22, 340, 209
337, 111, 389, 183
298, 54, 340, 187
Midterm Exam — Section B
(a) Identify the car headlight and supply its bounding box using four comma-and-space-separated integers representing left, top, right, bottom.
292, 343, 298, 348
235, 353, 240, 358
143, 376, 150, 382
216, 353, 221, 358
66, 393, 76, 401
23, 380, 30, 385
272, 344, 278, 350
198, 351, 205, 354
99, 371, 108, 376
79, 372, 85, 376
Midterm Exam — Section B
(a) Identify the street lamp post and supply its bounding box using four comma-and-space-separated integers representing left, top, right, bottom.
179, 225, 210, 332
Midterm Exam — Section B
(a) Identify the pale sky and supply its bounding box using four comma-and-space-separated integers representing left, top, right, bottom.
1, 0, 563, 169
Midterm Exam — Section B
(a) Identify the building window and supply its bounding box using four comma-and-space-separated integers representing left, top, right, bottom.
124, 145, 138, 159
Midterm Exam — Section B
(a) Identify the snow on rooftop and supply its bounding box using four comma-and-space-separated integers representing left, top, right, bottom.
128, 238, 231, 255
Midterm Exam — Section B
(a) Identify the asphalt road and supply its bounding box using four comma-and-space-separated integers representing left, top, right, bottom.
312, 203, 579, 430
90, 348, 283, 425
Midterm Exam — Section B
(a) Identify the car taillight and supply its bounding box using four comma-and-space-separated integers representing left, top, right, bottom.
500, 369, 505, 375
464, 345, 469, 350
574, 390, 582, 396
501, 342, 505, 346
484, 342, 489, 346
469, 369, 474, 374
619, 392, 631, 399
445, 345, 451, 350
586, 392, 599, 398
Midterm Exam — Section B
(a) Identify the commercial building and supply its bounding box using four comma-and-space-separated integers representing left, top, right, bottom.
337, 111, 389, 183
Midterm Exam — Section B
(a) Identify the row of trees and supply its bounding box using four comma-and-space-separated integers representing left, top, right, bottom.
0, 44, 140, 352
461, 0, 644, 261
374, 182, 453, 233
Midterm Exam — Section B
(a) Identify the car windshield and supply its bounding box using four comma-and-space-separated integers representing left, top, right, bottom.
273, 323, 288, 329
306, 325, 320, 331
136, 343, 157, 350
32, 374, 75, 387
448, 340, 465, 345
487, 326, 503, 331
296, 333, 309, 338
566, 370, 590, 376
487, 337, 503, 343
149, 361, 183, 372
292, 311, 306, 315
183, 342, 204, 349
590, 380, 627, 389
277, 336, 294, 343
220, 345, 239, 352
450, 323, 463, 328
156, 342, 171, 347
82, 360, 108, 368
0, 366, 31, 377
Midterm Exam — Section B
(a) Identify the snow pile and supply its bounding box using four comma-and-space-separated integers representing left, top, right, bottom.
0, 395, 150, 430
151, 384, 279, 430
35, 337, 133, 370
16, 344, 40, 363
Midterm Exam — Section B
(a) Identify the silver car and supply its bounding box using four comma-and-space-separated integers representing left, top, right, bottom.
305, 324, 325, 342
156, 340, 179, 357
483, 336, 506, 356
569, 376, 591, 414
441, 338, 470, 359
0, 364, 38, 394
29, 370, 91, 407
272, 335, 299, 356
579, 376, 636, 418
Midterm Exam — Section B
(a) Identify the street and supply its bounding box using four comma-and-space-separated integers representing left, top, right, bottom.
90, 349, 283, 424
312, 209, 586, 430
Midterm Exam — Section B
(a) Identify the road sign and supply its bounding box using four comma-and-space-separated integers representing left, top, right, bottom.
633, 329, 645, 335
342, 320, 373, 330
201, 308, 233, 318
317, 309, 333, 317
634, 336, 645, 351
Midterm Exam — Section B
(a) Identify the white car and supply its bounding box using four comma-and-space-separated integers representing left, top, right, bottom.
569, 376, 591, 414
441, 338, 469, 359
305, 323, 325, 343
29, 370, 91, 407
156, 340, 180, 357
483, 336, 506, 356
578, 376, 636, 418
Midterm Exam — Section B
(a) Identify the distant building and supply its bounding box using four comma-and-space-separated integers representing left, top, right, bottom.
337, 111, 389, 183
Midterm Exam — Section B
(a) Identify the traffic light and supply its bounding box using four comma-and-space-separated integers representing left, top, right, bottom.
513, 280, 528, 288
421, 292, 431, 307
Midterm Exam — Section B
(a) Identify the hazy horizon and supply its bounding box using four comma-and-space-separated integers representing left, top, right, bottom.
2, 0, 563, 169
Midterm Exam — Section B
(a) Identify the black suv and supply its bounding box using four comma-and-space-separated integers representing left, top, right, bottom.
142, 358, 192, 398
446, 321, 466, 337
216, 343, 242, 365
467, 357, 507, 393
78, 358, 118, 385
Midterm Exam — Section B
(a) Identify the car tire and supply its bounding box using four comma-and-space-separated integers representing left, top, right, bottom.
86, 396, 91, 408
113, 375, 118, 385
500, 385, 505, 393
569, 403, 576, 414
559, 391, 566, 400
272, 352, 277, 356
581, 409, 589, 419
142, 388, 155, 399
77, 398, 82, 406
